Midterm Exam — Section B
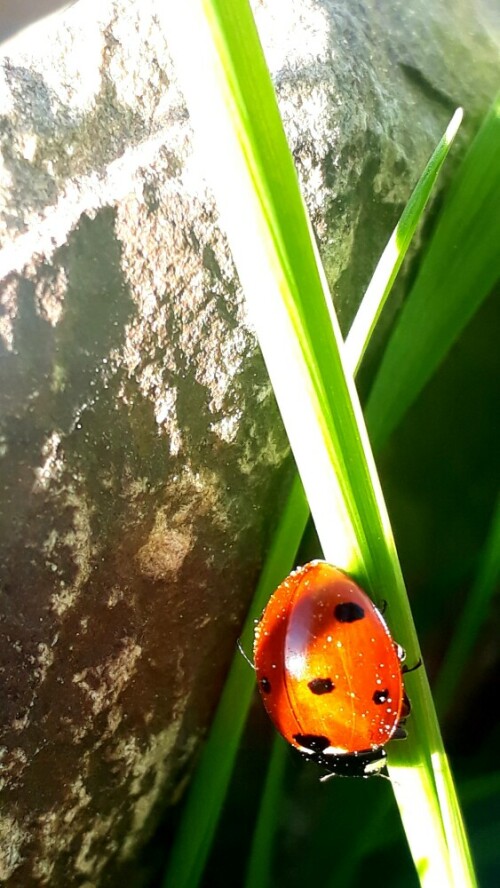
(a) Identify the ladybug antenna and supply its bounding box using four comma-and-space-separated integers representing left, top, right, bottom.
237, 638, 255, 670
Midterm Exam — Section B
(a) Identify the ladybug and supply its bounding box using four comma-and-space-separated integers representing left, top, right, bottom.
254, 560, 413, 778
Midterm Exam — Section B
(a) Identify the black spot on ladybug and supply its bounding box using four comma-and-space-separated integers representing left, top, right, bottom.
293, 733, 330, 753
373, 688, 390, 705
308, 677, 335, 695
259, 677, 271, 694
334, 601, 365, 623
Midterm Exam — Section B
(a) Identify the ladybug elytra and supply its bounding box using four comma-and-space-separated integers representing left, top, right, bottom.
254, 561, 412, 778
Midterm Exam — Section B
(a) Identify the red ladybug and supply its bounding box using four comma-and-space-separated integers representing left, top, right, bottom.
254, 560, 412, 778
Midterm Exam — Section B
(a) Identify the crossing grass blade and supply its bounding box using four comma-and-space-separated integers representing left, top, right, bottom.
366, 92, 500, 452
345, 107, 463, 376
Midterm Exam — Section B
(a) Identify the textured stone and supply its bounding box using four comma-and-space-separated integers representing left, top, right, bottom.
0, 1, 74, 45
0, 0, 498, 884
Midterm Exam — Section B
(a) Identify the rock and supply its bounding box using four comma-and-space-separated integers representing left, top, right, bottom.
0, 0, 497, 884
0, 2, 74, 46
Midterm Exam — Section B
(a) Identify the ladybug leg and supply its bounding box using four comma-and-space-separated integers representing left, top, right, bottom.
392, 690, 412, 741
377, 599, 388, 615
402, 658, 422, 675
392, 724, 408, 740
319, 765, 390, 783
400, 689, 411, 718
396, 644, 406, 664
311, 748, 389, 779
319, 771, 337, 783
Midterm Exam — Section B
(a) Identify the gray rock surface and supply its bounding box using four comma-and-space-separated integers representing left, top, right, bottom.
0, 0, 498, 884
0, 1, 75, 45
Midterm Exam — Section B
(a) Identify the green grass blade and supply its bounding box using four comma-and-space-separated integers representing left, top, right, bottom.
434, 494, 500, 718
345, 107, 463, 376
366, 92, 500, 452
166, 0, 374, 577
243, 736, 288, 888
163, 1, 475, 886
